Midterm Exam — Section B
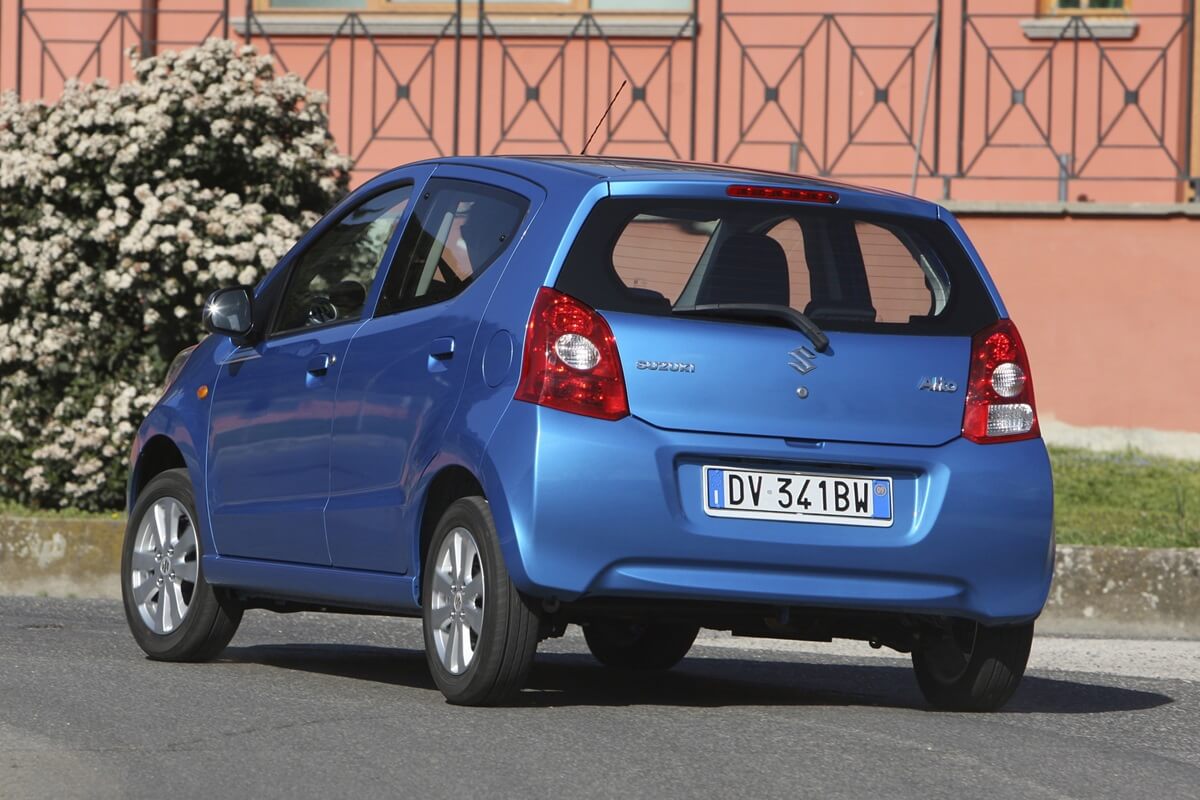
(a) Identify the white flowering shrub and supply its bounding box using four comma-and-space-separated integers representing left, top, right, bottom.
0, 39, 350, 510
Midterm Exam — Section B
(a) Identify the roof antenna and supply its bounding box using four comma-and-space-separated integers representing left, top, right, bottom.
581, 80, 627, 155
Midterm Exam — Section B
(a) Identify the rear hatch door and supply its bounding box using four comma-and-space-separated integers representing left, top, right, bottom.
555, 190, 998, 447
609, 313, 969, 446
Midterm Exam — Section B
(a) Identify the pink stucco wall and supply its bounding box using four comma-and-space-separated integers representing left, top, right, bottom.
2, 0, 1198, 432
4, 0, 1195, 200
961, 214, 1200, 433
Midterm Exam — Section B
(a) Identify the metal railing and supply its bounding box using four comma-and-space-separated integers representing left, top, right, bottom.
957, 1, 1194, 201
712, 5, 942, 184
6, 0, 1196, 202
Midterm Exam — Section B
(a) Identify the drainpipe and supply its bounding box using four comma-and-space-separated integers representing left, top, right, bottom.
141, 0, 159, 58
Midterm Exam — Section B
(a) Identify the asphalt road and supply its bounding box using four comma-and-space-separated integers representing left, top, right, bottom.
1, 596, 1197, 800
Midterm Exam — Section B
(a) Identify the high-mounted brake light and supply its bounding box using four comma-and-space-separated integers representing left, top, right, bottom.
515, 287, 629, 421
726, 184, 839, 204
962, 319, 1039, 444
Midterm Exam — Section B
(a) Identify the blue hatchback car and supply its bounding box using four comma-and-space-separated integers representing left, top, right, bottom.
122, 156, 1053, 709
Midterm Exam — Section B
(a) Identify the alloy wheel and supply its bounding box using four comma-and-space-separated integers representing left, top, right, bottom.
129, 497, 198, 635
429, 526, 485, 675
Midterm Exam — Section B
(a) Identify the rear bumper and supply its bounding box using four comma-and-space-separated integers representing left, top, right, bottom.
481, 402, 1054, 625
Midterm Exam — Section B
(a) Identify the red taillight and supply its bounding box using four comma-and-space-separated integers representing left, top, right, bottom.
515, 287, 629, 421
726, 184, 839, 204
962, 319, 1039, 444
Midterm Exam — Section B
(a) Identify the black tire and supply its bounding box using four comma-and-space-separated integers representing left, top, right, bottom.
121, 468, 242, 661
421, 497, 540, 706
583, 620, 699, 671
911, 620, 1034, 712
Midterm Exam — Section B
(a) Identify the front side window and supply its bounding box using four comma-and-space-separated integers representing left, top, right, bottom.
272, 185, 413, 335
377, 179, 528, 315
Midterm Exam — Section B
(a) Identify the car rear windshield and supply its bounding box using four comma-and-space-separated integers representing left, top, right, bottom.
555, 197, 998, 335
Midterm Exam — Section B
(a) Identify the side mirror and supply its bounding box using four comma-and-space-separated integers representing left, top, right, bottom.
203, 287, 255, 342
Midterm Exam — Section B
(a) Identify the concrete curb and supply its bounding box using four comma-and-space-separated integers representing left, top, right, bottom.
1040, 545, 1200, 638
1, 516, 1197, 638
0, 516, 124, 600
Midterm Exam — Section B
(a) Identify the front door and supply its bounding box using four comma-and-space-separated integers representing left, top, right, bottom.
206, 183, 415, 564
325, 173, 541, 573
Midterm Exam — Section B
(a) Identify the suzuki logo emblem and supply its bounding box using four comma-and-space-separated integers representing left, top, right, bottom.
788, 346, 818, 375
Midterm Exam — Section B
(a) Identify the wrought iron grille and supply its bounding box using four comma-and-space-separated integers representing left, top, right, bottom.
712, 6, 942, 181
958, 0, 1194, 201
5, 0, 1197, 201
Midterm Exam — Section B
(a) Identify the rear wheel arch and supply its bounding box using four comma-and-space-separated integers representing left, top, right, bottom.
417, 465, 486, 580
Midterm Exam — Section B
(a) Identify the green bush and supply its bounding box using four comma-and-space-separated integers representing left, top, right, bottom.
0, 39, 349, 511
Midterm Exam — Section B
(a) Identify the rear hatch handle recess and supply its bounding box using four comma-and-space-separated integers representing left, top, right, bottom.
672, 303, 830, 353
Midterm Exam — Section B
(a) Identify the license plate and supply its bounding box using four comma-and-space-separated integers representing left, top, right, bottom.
703, 466, 893, 527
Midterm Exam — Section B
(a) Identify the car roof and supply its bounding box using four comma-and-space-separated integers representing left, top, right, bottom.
419, 155, 919, 201
365, 155, 941, 218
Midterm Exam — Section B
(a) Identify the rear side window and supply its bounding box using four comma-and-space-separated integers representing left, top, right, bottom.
377, 178, 529, 315
557, 198, 993, 335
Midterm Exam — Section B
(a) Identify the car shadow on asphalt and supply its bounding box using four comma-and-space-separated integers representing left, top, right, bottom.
219, 643, 1172, 714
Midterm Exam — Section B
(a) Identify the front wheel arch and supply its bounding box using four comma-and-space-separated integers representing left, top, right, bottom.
129, 435, 187, 509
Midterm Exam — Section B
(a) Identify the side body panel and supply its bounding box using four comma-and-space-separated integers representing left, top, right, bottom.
129, 336, 223, 559
324, 165, 548, 574
205, 325, 350, 565
204, 172, 427, 565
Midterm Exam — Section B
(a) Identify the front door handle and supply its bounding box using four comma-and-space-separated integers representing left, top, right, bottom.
307, 353, 333, 376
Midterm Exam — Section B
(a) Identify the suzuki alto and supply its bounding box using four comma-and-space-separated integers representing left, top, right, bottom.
122, 157, 1054, 709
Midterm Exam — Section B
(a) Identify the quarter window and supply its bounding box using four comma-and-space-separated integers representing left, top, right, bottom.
377, 179, 528, 315
272, 185, 413, 334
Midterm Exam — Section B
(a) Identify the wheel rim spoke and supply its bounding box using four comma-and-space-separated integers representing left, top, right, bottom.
165, 500, 183, 546
153, 503, 169, 551
462, 604, 483, 635
429, 603, 452, 632
459, 620, 475, 667
175, 525, 196, 560
156, 584, 171, 632
459, 536, 478, 585
174, 559, 198, 584
131, 578, 158, 607
461, 574, 482, 606
167, 582, 186, 631
130, 551, 158, 572
448, 617, 463, 673
431, 568, 453, 597
451, 532, 464, 585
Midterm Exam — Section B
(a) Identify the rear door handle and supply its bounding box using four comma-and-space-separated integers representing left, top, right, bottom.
307, 353, 333, 376
428, 337, 455, 373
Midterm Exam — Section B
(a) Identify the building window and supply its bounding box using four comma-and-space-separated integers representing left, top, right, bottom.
259, 1, 583, 11
1041, 0, 1128, 15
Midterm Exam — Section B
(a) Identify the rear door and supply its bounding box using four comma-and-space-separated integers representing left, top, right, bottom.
554, 192, 998, 447
325, 171, 541, 574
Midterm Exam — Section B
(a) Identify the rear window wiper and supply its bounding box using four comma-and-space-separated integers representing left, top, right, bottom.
671, 303, 830, 353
